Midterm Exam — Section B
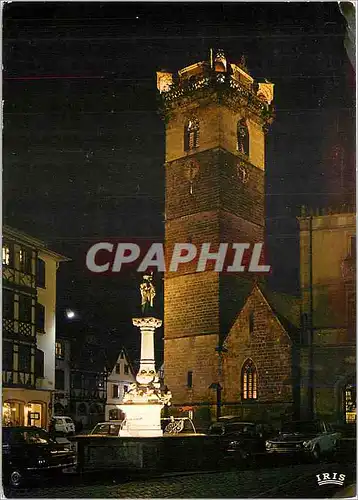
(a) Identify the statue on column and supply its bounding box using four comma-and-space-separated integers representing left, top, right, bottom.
140, 273, 156, 315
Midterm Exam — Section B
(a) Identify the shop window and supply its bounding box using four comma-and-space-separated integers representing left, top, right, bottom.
19, 295, 33, 323
242, 359, 257, 400
37, 258, 46, 288
2, 401, 23, 427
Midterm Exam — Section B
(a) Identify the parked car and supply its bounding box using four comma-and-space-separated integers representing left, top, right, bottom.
2, 426, 77, 488
208, 417, 275, 462
51, 416, 75, 435
265, 420, 341, 460
89, 421, 124, 436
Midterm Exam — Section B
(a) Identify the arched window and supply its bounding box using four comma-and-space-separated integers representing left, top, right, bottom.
242, 359, 257, 400
237, 119, 249, 156
184, 118, 200, 152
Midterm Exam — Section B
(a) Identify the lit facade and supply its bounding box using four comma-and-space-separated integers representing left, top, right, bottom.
298, 207, 356, 423
105, 348, 135, 421
158, 50, 275, 424
2, 225, 68, 429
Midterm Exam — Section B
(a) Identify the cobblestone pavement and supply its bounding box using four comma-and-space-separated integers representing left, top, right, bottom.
5, 461, 355, 499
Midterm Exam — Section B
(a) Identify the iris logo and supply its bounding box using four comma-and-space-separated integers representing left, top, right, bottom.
316, 472, 346, 486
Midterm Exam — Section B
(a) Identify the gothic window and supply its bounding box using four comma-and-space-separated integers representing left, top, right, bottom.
242, 359, 257, 400
237, 119, 249, 156
184, 118, 199, 152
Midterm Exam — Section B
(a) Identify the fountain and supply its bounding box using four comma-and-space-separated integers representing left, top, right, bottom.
118, 274, 172, 437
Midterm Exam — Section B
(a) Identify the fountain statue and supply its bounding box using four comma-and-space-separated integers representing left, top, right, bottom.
118, 273, 172, 437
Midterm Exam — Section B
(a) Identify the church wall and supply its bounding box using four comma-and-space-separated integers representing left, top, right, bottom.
222, 287, 294, 420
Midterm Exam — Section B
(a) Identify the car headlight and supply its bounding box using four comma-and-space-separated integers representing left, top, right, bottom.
302, 441, 312, 448
38, 458, 46, 465
266, 441, 272, 449
229, 440, 240, 447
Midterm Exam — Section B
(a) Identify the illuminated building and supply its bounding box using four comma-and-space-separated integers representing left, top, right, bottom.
299, 206, 356, 423
105, 347, 135, 421
2, 225, 68, 428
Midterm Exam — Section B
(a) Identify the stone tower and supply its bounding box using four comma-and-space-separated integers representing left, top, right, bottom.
157, 50, 274, 416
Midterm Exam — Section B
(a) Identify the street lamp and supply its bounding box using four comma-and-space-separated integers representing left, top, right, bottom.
209, 382, 222, 420
65, 309, 76, 319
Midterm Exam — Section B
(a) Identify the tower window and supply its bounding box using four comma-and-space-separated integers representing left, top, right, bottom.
237, 119, 249, 156
184, 118, 199, 152
242, 359, 257, 400
187, 371, 193, 388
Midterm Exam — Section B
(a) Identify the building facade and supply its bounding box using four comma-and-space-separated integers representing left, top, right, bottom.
69, 333, 107, 428
54, 337, 72, 415
158, 50, 275, 422
2, 225, 68, 429
298, 206, 356, 424
105, 348, 135, 421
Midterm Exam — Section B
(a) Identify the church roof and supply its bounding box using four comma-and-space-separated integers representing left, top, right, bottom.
258, 283, 301, 338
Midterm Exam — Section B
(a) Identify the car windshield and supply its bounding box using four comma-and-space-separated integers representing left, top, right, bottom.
281, 421, 321, 434
91, 423, 122, 435
14, 428, 53, 444
64, 418, 73, 424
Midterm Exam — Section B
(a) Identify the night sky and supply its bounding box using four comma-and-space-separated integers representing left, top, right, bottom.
3, 2, 355, 365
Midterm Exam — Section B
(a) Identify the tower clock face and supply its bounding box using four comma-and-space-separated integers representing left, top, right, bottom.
184, 158, 200, 181
237, 162, 249, 183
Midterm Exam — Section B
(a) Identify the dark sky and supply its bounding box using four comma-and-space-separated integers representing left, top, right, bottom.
3, 2, 355, 365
